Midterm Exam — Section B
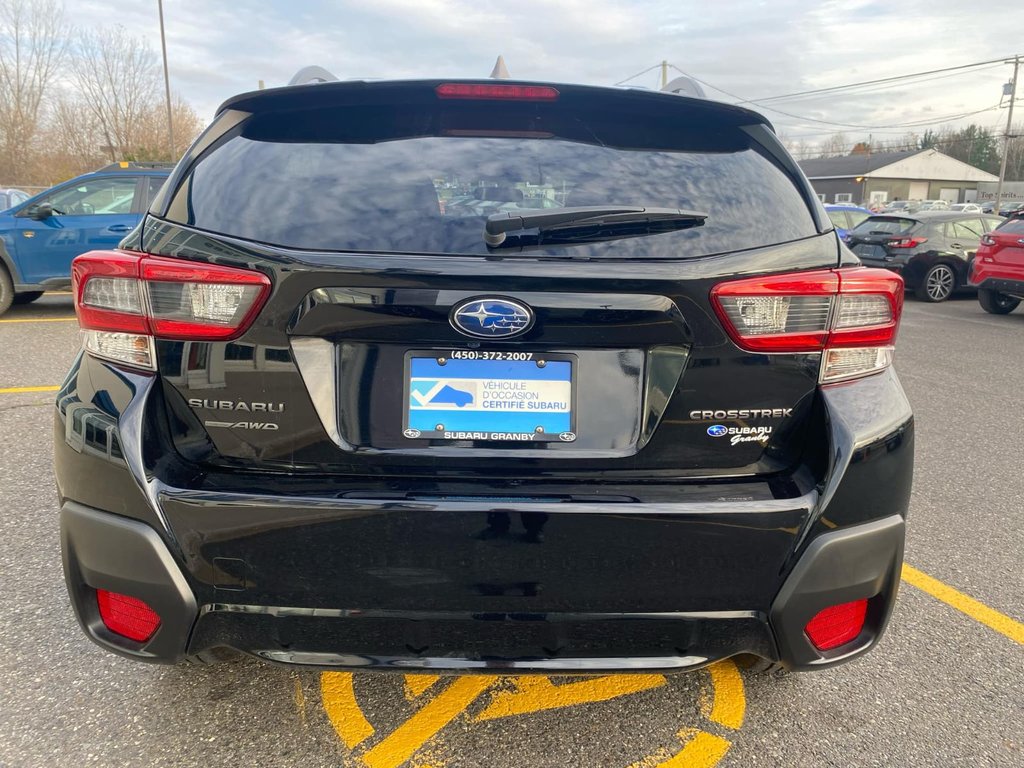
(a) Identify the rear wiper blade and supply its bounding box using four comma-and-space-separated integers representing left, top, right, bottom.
484, 206, 707, 246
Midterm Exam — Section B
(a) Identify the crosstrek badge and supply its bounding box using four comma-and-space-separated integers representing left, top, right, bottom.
690, 408, 792, 420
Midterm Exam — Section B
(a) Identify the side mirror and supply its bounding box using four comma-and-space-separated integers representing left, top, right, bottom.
30, 202, 54, 221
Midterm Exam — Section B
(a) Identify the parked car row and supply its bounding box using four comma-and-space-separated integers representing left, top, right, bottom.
877, 200, 1024, 216
980, 200, 1024, 216
879, 199, 958, 214
845, 209, 1024, 313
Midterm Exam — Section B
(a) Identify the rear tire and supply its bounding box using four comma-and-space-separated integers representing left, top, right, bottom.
12, 290, 44, 305
978, 288, 1020, 315
915, 263, 957, 302
0, 267, 13, 317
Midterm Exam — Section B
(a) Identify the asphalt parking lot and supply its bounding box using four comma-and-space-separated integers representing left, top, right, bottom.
1, 293, 1021, 768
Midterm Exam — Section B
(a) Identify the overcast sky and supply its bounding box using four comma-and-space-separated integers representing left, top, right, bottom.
76, 0, 1023, 150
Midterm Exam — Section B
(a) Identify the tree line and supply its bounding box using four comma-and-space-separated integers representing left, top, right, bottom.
784, 123, 1024, 181
0, 0, 203, 188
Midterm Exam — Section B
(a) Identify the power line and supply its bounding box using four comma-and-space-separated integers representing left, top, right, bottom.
665, 63, 1004, 131
782, 108, 1019, 140
736, 55, 1020, 104
757, 64, 1005, 105
764, 103, 1003, 131
614, 63, 662, 86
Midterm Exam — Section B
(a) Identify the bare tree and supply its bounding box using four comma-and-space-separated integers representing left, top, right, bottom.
37, 92, 105, 182
132, 94, 203, 160
0, 0, 66, 180
997, 122, 1024, 182
818, 132, 849, 158
72, 26, 159, 162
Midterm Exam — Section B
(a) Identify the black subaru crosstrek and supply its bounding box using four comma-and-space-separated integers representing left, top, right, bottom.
845, 211, 1003, 302
55, 80, 913, 673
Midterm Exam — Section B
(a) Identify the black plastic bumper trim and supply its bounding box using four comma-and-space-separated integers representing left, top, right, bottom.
972, 277, 1024, 297
60, 502, 198, 663
770, 514, 905, 670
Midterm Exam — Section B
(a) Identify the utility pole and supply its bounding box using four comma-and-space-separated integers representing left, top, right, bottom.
994, 55, 1019, 215
157, 0, 175, 159
660, 60, 668, 89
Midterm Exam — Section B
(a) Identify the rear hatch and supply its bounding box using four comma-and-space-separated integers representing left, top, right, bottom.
984, 217, 1024, 273
141, 80, 836, 482
846, 216, 923, 265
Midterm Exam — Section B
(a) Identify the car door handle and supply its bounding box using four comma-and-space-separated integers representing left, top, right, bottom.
107, 224, 133, 233
950, 243, 963, 249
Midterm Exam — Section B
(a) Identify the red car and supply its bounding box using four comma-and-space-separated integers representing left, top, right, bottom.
970, 215, 1024, 314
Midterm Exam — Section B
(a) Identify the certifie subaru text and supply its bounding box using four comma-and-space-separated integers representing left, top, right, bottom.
55, 79, 913, 673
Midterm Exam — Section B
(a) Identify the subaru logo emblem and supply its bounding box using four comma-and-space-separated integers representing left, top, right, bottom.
707, 425, 728, 437
450, 297, 534, 339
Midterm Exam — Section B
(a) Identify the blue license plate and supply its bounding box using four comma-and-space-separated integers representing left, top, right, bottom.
404, 351, 576, 442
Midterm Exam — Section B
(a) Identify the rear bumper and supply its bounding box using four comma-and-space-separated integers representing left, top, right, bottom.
857, 257, 900, 272
55, 361, 913, 673
59, 501, 904, 672
968, 255, 1024, 292
970, 275, 1024, 297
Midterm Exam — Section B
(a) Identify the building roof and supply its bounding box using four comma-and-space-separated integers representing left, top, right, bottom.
798, 148, 998, 183
798, 150, 919, 179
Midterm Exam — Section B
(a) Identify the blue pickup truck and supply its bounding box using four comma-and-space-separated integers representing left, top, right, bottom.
0, 162, 171, 315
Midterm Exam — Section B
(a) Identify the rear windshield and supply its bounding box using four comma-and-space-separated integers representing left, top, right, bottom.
850, 216, 918, 236
995, 217, 1024, 235
166, 102, 817, 258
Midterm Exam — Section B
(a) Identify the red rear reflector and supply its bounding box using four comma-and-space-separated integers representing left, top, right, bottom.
435, 83, 560, 101
804, 598, 868, 651
96, 589, 161, 642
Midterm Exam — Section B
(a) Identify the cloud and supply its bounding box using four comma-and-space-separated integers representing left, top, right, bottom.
65, 0, 1022, 145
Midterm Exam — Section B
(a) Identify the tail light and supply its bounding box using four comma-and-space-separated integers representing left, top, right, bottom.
887, 236, 927, 249
711, 267, 903, 383
435, 83, 560, 101
72, 250, 271, 370
96, 589, 161, 642
804, 598, 868, 651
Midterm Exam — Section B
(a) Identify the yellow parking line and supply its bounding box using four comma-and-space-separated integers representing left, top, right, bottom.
658, 729, 732, 768
320, 673, 374, 749
902, 563, 1024, 645
0, 316, 77, 324
706, 661, 745, 729
0, 385, 60, 394
360, 676, 493, 768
